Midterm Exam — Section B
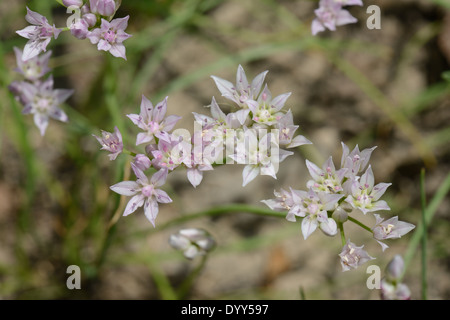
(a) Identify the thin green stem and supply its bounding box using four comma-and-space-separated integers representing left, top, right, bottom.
338, 222, 346, 246
348, 216, 373, 233
404, 172, 450, 272
420, 168, 427, 300
177, 255, 207, 299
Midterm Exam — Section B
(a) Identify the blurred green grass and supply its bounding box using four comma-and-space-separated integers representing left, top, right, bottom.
0, 0, 449, 300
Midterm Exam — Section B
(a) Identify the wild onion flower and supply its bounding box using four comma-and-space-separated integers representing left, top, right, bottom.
372, 214, 415, 251
311, 0, 358, 36
19, 76, 73, 136
110, 165, 172, 227
305, 157, 347, 194
87, 16, 132, 60
13, 47, 51, 81
16, 7, 61, 61
339, 240, 375, 271
285, 189, 343, 239
344, 166, 391, 215
169, 228, 216, 260
340, 142, 377, 181
127, 96, 181, 146
211, 64, 268, 108
246, 86, 290, 126
93, 126, 123, 160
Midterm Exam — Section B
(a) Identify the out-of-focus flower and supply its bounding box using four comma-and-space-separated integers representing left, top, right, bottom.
127, 96, 181, 145
87, 16, 132, 60
93, 126, 123, 160
19, 76, 72, 136
380, 255, 411, 300
169, 228, 216, 260
344, 166, 391, 215
110, 165, 172, 227
339, 240, 375, 271
16, 7, 61, 60
372, 214, 415, 251
311, 0, 358, 36
13, 47, 51, 81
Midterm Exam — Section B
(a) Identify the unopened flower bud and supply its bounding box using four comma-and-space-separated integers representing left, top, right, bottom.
332, 206, 348, 223
133, 154, 151, 171
63, 0, 83, 7
82, 13, 97, 27
385, 254, 404, 282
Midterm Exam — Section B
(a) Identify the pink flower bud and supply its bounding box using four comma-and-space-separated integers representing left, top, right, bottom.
63, 0, 83, 7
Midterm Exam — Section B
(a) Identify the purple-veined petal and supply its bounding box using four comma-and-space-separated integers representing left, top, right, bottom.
371, 183, 391, 201
123, 194, 145, 216
144, 198, 159, 227
151, 168, 169, 187
25, 7, 47, 25
236, 65, 249, 92
108, 43, 126, 60
360, 166, 375, 190
154, 188, 172, 204
271, 92, 291, 111
16, 26, 37, 40
136, 132, 154, 146
162, 115, 182, 132
131, 163, 148, 184
152, 97, 168, 124
110, 180, 140, 196
48, 107, 68, 122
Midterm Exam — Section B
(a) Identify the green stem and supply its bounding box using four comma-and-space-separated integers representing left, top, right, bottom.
177, 255, 207, 299
348, 216, 373, 233
420, 168, 427, 300
338, 222, 346, 246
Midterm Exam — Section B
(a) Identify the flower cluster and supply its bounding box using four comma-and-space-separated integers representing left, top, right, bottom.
311, 0, 363, 35
16, 1, 131, 61
96, 65, 311, 226
262, 142, 415, 271
8, 48, 73, 136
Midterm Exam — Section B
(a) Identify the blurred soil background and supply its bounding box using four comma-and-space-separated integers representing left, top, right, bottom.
0, 0, 450, 299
